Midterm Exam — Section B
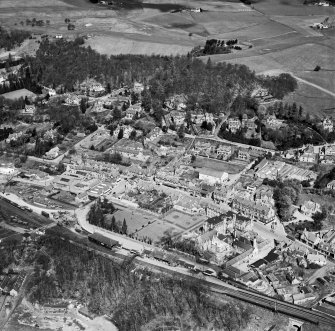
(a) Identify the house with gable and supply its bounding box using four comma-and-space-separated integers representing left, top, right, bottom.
321, 118, 333, 132
300, 200, 321, 216
227, 117, 241, 133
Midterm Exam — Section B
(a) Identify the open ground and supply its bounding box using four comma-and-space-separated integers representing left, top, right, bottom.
0, 0, 334, 115
105, 204, 207, 243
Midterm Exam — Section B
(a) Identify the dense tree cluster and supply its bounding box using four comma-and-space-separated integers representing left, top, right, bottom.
315, 166, 335, 189
87, 197, 116, 228
0, 26, 31, 51
219, 123, 261, 147
47, 103, 97, 135
160, 231, 202, 257
28, 235, 252, 330
0, 126, 14, 142
264, 179, 302, 222
21, 39, 296, 121
190, 39, 237, 56
262, 73, 297, 99
260, 102, 327, 150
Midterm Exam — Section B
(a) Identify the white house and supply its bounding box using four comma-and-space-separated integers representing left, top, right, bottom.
45, 146, 60, 159
300, 200, 321, 216
65, 95, 80, 106
227, 118, 241, 133
327, 180, 335, 190
307, 253, 327, 266
133, 82, 144, 93
21, 104, 36, 116
145, 127, 163, 143
198, 168, 228, 185
322, 118, 333, 132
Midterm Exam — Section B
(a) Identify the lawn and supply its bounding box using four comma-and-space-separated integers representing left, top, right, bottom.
164, 209, 207, 230
136, 219, 182, 243
1, 88, 36, 100
193, 156, 245, 174
105, 208, 157, 235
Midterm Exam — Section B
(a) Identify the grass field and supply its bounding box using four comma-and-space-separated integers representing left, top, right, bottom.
193, 156, 245, 174
106, 208, 155, 235
164, 209, 206, 230
283, 80, 335, 117
0, 0, 333, 117
251, 0, 335, 16
1, 88, 36, 100
136, 219, 182, 243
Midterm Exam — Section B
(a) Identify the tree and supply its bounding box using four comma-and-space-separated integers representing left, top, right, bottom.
129, 130, 137, 140
177, 124, 185, 139
131, 91, 139, 104
185, 111, 192, 126
80, 98, 88, 114
201, 120, 207, 129
122, 219, 127, 234
117, 128, 124, 139
113, 108, 122, 120
111, 215, 116, 232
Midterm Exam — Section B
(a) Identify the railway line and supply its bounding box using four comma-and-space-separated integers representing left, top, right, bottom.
209, 283, 335, 327
1, 198, 335, 327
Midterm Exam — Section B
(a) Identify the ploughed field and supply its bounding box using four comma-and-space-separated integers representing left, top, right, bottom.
1, 0, 334, 115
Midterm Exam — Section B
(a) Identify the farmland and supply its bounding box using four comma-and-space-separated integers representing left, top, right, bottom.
0, 0, 334, 115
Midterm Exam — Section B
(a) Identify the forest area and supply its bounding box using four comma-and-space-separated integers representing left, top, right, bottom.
21, 38, 297, 121
0, 26, 30, 51
27, 235, 253, 331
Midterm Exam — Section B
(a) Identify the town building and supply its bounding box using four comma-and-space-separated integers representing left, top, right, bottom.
327, 180, 335, 190
300, 200, 321, 216
45, 146, 60, 159
133, 82, 144, 93
227, 117, 241, 133
307, 253, 327, 266
21, 104, 36, 116
64, 94, 80, 106
232, 197, 275, 223
216, 145, 232, 159
236, 150, 250, 162
322, 118, 334, 132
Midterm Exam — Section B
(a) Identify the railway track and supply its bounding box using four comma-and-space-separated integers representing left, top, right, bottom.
209, 282, 335, 327
2, 200, 335, 327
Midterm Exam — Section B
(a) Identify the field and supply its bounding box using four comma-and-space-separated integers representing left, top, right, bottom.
283, 79, 335, 117
0, 0, 334, 115
1, 89, 36, 100
193, 156, 246, 174
106, 208, 154, 235
164, 209, 207, 230
135, 218, 182, 243
105, 204, 206, 242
